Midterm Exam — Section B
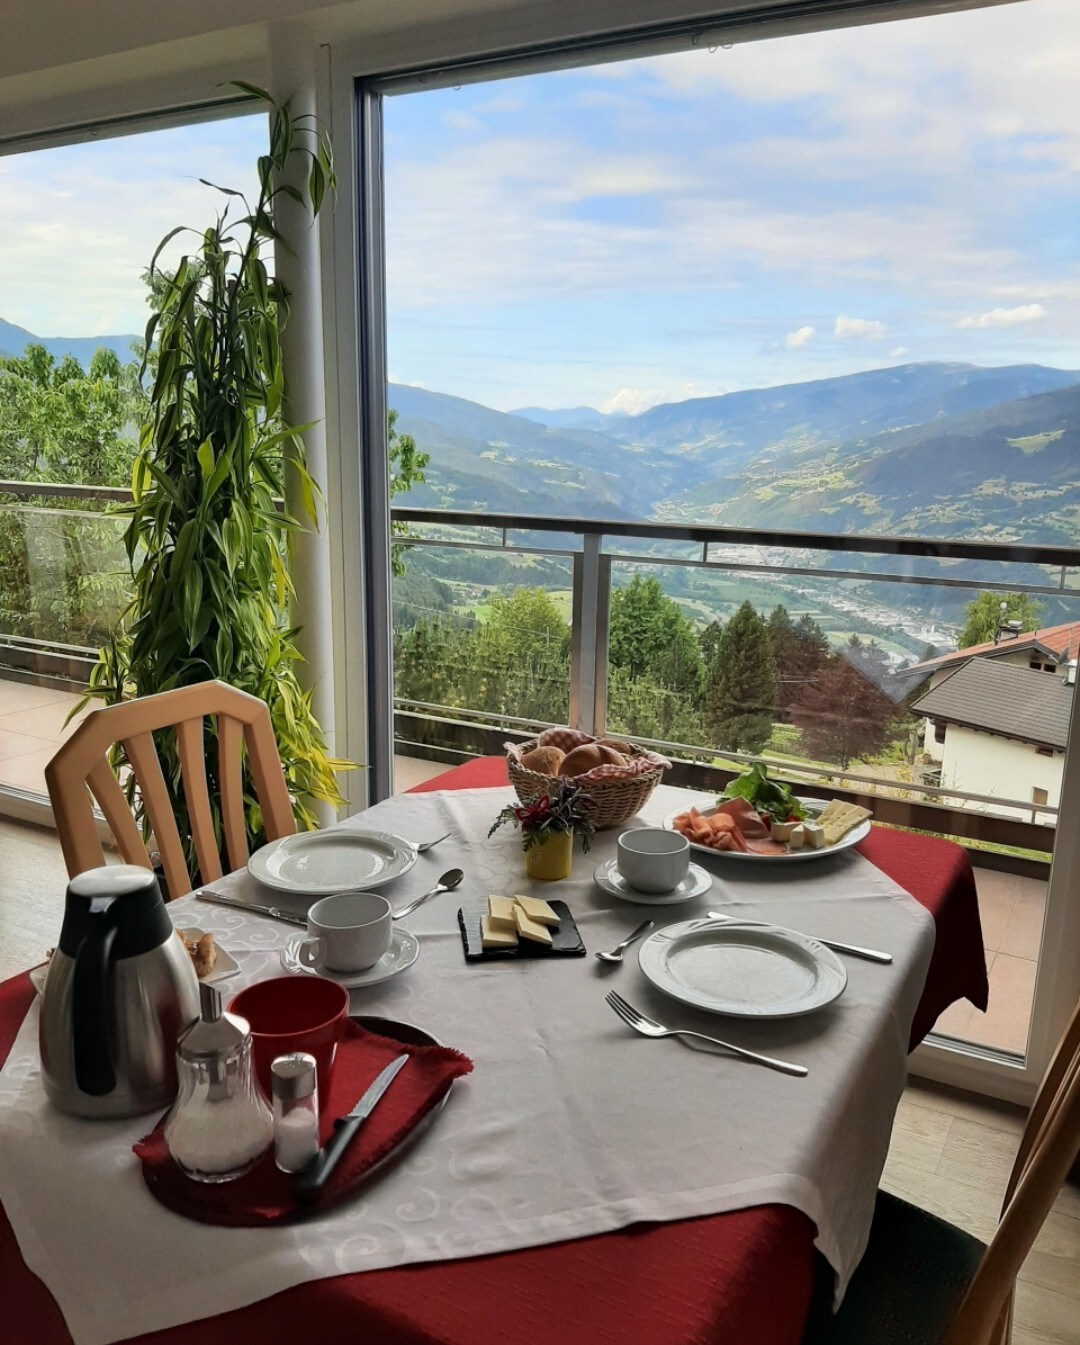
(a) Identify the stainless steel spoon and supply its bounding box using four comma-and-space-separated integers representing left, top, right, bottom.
595, 919, 656, 963
392, 868, 464, 920
415, 832, 451, 853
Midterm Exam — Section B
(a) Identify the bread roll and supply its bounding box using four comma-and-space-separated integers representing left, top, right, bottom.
597, 737, 633, 755
560, 743, 627, 777
521, 746, 565, 776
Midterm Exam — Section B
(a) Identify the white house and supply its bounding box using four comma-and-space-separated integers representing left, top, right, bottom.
911, 659, 1073, 821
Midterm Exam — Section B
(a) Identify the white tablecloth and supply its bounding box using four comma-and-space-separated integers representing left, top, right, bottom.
0, 785, 935, 1345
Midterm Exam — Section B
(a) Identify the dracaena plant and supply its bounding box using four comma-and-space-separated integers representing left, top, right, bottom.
86, 85, 348, 860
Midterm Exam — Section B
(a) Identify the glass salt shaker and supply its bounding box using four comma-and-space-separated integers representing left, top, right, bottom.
164, 982, 273, 1183
271, 1052, 320, 1173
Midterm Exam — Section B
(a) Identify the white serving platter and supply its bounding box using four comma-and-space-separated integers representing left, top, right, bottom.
638, 917, 847, 1018
248, 829, 417, 896
662, 797, 870, 864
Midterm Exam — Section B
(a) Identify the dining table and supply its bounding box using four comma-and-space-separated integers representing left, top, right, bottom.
0, 757, 989, 1345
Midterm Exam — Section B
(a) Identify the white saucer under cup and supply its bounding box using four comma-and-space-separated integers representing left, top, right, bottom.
594, 859, 712, 905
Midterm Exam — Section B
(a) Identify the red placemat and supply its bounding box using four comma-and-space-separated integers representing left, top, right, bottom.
134, 1020, 473, 1226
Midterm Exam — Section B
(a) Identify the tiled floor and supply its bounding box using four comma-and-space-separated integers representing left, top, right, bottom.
0, 676, 1050, 1057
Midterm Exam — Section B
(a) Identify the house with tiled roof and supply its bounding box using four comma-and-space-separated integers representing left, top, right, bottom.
902, 620, 1080, 686
911, 660, 1073, 821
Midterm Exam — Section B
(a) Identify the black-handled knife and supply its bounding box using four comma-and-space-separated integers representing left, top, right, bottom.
294, 1053, 410, 1202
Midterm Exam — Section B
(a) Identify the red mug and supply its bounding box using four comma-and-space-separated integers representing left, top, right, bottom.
228, 976, 349, 1107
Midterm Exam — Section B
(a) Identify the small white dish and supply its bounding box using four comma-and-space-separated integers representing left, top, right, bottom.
249, 829, 417, 896
280, 927, 420, 988
28, 929, 240, 996
638, 918, 847, 1018
594, 858, 712, 905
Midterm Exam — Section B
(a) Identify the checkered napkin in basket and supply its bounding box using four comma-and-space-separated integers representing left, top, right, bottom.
505, 729, 670, 783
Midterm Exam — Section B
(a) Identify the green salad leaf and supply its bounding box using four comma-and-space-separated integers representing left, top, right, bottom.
719, 764, 805, 824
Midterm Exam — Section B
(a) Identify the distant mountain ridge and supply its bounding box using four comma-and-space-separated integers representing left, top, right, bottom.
0, 316, 139, 367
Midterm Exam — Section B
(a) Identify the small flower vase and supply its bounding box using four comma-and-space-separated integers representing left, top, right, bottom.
525, 830, 573, 881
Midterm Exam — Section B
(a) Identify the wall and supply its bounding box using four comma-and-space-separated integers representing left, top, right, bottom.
939, 724, 1063, 821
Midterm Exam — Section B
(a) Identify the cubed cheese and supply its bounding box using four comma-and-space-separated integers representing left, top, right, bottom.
481, 915, 519, 949
513, 895, 560, 928
488, 895, 518, 930
513, 905, 553, 945
771, 820, 798, 843
787, 825, 805, 851
802, 820, 826, 850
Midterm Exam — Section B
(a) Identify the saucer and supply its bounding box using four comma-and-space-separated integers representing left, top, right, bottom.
593, 859, 712, 905
280, 928, 420, 988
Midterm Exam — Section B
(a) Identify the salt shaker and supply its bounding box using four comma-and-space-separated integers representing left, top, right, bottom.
164, 982, 273, 1183
271, 1052, 320, 1173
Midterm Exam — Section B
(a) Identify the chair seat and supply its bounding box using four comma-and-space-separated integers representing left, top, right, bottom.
801, 1190, 986, 1345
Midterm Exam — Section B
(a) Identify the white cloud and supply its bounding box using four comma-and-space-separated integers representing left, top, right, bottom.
834, 315, 886, 340
785, 325, 815, 349
890, 346, 909, 358
956, 303, 1048, 329
599, 381, 716, 414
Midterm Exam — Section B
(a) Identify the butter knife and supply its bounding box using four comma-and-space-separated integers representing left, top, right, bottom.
706, 911, 892, 964
196, 890, 307, 927
295, 1053, 410, 1202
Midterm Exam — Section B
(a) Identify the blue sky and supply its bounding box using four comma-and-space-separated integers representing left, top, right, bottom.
0, 0, 1077, 415
384, 0, 1080, 411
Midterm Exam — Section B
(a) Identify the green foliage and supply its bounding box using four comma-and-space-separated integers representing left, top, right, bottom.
85, 87, 347, 858
705, 600, 777, 753
767, 605, 831, 717
958, 591, 1043, 648
389, 408, 429, 577
609, 575, 704, 698
489, 778, 593, 851
0, 344, 141, 485
720, 763, 805, 823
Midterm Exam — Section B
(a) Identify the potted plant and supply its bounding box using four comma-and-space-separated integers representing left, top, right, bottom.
84, 85, 347, 865
488, 779, 593, 881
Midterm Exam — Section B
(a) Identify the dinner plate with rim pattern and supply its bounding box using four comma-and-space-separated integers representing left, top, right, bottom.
638, 917, 847, 1018
249, 829, 417, 895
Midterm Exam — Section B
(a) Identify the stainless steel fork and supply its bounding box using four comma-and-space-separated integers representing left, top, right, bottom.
604, 990, 808, 1077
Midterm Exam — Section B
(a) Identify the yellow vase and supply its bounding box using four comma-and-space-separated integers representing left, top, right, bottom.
525, 830, 573, 881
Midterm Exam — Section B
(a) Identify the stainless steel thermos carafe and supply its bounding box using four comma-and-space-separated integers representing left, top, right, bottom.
39, 865, 200, 1118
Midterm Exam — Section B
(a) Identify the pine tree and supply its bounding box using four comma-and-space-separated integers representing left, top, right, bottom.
790, 653, 896, 768
705, 600, 777, 753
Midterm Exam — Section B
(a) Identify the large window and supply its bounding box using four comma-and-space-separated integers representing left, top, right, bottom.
374, 0, 1080, 1080
0, 111, 265, 801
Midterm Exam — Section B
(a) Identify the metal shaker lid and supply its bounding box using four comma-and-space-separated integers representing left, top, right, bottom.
270, 1052, 317, 1101
177, 982, 251, 1063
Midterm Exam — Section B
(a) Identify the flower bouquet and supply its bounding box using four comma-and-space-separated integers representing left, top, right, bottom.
489, 778, 593, 881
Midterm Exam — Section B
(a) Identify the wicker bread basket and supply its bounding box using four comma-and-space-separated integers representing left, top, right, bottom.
507, 741, 665, 830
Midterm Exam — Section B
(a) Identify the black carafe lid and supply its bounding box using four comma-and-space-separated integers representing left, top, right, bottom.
59, 865, 173, 960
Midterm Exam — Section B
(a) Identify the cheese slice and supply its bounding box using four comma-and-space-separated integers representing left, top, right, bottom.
513, 905, 553, 945
771, 820, 798, 843
481, 915, 519, 949
513, 895, 560, 928
488, 895, 518, 930
787, 825, 805, 851
802, 820, 826, 850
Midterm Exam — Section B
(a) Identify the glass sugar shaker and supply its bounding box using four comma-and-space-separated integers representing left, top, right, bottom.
164, 982, 273, 1183
271, 1052, 320, 1173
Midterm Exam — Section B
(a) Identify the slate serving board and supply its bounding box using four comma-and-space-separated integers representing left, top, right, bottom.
457, 901, 586, 961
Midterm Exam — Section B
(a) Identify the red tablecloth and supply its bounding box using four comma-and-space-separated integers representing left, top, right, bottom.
0, 759, 988, 1345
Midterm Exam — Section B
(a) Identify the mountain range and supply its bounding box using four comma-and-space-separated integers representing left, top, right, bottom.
4, 313, 1077, 547
396, 362, 1080, 544
0, 317, 139, 368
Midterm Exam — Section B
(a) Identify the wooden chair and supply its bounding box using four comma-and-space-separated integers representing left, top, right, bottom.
45, 680, 296, 900
802, 994, 1080, 1345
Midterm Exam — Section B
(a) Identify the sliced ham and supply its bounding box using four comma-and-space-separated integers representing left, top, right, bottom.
713, 797, 770, 839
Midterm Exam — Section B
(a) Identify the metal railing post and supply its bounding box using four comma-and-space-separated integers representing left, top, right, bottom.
569, 533, 610, 737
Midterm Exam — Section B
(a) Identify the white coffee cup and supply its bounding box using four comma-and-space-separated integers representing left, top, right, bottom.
298, 892, 393, 973
616, 828, 690, 893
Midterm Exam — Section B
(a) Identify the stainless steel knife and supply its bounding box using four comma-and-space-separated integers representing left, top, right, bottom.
196, 890, 308, 926
706, 910, 893, 964
295, 1053, 410, 1202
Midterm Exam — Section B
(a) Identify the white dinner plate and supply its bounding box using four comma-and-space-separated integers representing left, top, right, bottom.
280, 928, 420, 988
593, 859, 713, 905
638, 918, 847, 1018
663, 797, 871, 864
249, 829, 417, 896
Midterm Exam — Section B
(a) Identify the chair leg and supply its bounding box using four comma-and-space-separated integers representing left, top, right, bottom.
989, 1291, 1013, 1345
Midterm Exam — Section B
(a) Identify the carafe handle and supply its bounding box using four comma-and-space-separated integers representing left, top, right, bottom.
72, 899, 118, 1096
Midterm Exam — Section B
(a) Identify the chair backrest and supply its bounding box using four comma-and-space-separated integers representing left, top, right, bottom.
45, 680, 297, 900
944, 995, 1080, 1345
